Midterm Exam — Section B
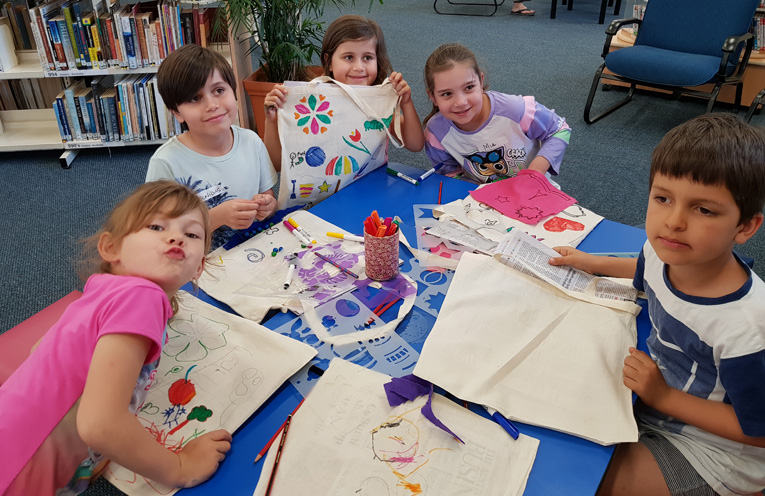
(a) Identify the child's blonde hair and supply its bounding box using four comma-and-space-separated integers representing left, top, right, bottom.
321, 15, 391, 85
422, 43, 488, 126
80, 181, 211, 310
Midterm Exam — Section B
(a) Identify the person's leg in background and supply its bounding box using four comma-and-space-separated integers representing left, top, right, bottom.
512, 0, 535, 15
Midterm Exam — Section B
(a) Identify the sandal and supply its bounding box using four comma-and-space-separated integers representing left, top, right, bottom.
510, 7, 535, 15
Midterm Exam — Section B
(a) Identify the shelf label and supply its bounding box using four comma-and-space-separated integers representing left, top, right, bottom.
65, 141, 125, 149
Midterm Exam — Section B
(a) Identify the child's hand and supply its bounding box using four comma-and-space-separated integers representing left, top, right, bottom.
177, 429, 232, 488
623, 347, 671, 410
264, 85, 288, 121
389, 71, 412, 104
252, 193, 276, 221
214, 199, 259, 229
548, 246, 595, 274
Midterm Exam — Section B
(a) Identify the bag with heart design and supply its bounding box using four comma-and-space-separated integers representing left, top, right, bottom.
276, 76, 403, 209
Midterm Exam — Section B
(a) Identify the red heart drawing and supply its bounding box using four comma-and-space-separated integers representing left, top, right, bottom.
544, 217, 585, 232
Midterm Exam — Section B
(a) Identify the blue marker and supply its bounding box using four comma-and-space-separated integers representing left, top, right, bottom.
417, 163, 444, 182
483, 405, 520, 440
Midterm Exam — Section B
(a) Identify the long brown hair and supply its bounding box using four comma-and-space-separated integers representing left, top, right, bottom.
422, 43, 488, 126
321, 15, 391, 85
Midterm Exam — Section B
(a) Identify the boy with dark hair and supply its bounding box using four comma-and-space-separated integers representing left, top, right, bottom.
147, 44, 278, 249
550, 113, 765, 496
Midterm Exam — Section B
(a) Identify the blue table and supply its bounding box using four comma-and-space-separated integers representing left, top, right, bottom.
179, 165, 648, 496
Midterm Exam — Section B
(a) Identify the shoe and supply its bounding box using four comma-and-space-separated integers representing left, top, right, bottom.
510, 7, 535, 15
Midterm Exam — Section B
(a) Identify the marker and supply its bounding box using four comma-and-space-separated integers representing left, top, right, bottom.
417, 163, 444, 182
483, 406, 519, 440
326, 232, 364, 242
288, 217, 316, 244
386, 168, 419, 186
282, 220, 311, 245
283, 263, 296, 290
314, 252, 359, 279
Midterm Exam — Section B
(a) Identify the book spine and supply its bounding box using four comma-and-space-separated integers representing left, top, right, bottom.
90, 24, 104, 68
63, 88, 81, 140
56, 18, 77, 72
152, 75, 168, 138
72, 92, 86, 139
134, 15, 148, 67
72, 2, 91, 68
46, 24, 63, 70
29, 8, 54, 70
62, 5, 82, 68
106, 94, 119, 141
129, 15, 143, 68
105, 16, 121, 67
154, 18, 165, 60
53, 99, 66, 141
192, 4, 200, 45
102, 94, 113, 141
120, 14, 136, 69
86, 98, 97, 139
91, 80, 106, 141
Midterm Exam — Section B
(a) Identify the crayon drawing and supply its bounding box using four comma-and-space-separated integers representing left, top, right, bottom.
253, 360, 540, 496
105, 293, 316, 496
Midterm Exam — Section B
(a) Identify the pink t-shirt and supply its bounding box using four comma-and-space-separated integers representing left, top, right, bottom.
0, 274, 172, 494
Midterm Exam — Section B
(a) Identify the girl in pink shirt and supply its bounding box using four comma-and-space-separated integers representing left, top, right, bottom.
0, 181, 232, 495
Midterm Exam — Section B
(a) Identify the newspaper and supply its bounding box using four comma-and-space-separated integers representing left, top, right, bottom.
494, 230, 638, 302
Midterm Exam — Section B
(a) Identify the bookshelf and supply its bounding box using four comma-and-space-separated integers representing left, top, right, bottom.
0, 0, 254, 168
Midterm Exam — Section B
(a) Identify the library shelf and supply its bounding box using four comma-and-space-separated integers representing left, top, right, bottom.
0, 0, 253, 168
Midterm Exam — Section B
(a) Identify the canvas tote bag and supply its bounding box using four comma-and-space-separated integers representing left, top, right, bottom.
277, 76, 402, 209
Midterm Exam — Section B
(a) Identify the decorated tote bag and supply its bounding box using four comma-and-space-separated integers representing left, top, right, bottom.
277, 76, 402, 209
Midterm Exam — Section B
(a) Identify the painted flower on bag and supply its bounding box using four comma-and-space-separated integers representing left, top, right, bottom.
349, 129, 362, 142
294, 94, 332, 135
163, 314, 229, 362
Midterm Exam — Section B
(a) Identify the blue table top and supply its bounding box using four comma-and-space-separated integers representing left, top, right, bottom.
179, 165, 649, 496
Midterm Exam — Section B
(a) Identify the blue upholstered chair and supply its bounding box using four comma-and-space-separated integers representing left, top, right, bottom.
584, 0, 759, 124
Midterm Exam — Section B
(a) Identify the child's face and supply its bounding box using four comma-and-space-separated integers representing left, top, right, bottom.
645, 173, 757, 271
171, 69, 237, 138
428, 62, 486, 132
328, 37, 378, 86
102, 208, 207, 296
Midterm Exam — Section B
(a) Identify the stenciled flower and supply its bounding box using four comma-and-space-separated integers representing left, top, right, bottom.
349, 129, 362, 142
163, 314, 229, 362
294, 94, 332, 135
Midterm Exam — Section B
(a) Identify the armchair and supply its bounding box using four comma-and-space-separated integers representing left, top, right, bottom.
583, 0, 760, 124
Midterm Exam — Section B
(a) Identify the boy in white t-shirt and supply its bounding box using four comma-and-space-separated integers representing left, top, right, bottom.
550, 114, 765, 496
147, 44, 278, 249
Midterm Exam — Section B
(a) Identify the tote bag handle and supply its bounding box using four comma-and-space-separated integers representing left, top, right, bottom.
304, 75, 404, 149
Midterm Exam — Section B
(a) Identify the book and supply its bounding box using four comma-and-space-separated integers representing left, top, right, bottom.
52, 98, 66, 141
151, 73, 168, 138
146, 75, 160, 139
63, 79, 84, 140
28, 7, 54, 70
76, 87, 94, 139
54, 93, 72, 140
101, 87, 118, 140
71, 1, 91, 68
47, 15, 67, 70
37, 0, 65, 69
61, 2, 83, 68
119, 7, 136, 68
82, 13, 103, 69
53, 14, 77, 71
137, 11, 153, 65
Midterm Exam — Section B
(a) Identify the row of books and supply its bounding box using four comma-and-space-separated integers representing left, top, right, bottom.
25, 0, 222, 73
53, 74, 181, 143
752, 15, 765, 52
2, 0, 35, 51
0, 76, 64, 109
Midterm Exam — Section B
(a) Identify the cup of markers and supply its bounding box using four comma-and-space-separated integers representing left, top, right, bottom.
363, 210, 399, 281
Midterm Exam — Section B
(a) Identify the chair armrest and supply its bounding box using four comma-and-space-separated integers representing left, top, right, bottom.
718, 32, 754, 79
602, 18, 642, 58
